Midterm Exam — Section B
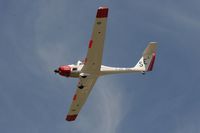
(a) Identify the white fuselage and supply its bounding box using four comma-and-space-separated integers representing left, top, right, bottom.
67, 61, 143, 78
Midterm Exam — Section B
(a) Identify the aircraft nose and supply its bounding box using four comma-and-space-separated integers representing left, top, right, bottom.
57, 65, 71, 77
54, 69, 59, 74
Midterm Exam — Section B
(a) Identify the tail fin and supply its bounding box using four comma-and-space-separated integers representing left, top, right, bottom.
134, 42, 157, 72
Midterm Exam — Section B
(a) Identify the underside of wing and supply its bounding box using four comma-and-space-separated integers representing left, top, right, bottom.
82, 7, 109, 74
66, 77, 97, 121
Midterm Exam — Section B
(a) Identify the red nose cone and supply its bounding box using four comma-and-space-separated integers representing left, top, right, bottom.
58, 65, 71, 77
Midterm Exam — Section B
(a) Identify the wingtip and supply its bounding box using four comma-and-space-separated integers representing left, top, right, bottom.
96, 6, 109, 18
66, 114, 78, 121
149, 42, 157, 44
98, 6, 108, 9
148, 42, 157, 48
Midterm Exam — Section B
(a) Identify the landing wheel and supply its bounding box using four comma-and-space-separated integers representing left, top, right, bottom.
78, 85, 84, 89
81, 75, 87, 78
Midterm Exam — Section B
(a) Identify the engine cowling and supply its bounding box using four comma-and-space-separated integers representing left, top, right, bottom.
58, 65, 71, 77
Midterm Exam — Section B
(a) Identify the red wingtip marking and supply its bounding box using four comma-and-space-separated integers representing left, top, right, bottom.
148, 52, 156, 71
96, 7, 109, 18
89, 40, 93, 48
73, 94, 77, 101
66, 114, 78, 121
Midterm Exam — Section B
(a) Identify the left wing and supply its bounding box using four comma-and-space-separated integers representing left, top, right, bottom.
66, 77, 97, 121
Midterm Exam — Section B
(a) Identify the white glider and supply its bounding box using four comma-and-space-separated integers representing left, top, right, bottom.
54, 6, 157, 121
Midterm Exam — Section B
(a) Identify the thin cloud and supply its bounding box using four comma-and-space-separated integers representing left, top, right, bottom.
73, 77, 127, 133
34, 1, 128, 133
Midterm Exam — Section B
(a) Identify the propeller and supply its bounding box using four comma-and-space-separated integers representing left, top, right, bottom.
54, 69, 59, 74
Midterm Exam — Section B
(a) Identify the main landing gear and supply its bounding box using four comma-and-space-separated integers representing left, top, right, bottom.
78, 85, 84, 89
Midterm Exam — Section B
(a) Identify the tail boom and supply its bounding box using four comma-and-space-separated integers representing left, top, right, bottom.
99, 65, 141, 76
99, 42, 157, 76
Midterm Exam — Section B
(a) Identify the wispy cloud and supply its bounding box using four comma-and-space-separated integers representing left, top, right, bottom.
3, 0, 200, 133
73, 77, 127, 133
34, 1, 128, 133
174, 114, 200, 133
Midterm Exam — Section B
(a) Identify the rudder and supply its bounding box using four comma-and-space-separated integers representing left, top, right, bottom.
134, 42, 157, 72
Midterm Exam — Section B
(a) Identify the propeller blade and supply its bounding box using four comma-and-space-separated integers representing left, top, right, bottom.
54, 69, 59, 74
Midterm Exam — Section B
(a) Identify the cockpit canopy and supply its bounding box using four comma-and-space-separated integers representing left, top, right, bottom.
77, 60, 83, 66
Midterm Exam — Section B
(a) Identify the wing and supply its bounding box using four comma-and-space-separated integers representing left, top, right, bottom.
81, 7, 109, 74
66, 77, 97, 121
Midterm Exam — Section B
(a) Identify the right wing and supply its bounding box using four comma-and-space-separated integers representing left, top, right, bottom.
66, 6, 108, 121
66, 76, 97, 121
81, 7, 109, 74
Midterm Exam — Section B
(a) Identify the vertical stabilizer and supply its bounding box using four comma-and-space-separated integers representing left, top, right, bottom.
134, 42, 157, 72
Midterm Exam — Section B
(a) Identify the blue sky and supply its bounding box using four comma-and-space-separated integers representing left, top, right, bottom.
1, 0, 200, 133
